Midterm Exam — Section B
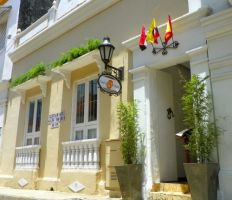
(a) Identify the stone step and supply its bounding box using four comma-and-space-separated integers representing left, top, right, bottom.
152, 183, 190, 194
149, 192, 192, 200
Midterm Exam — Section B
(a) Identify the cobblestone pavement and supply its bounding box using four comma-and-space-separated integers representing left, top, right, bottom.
0, 187, 121, 200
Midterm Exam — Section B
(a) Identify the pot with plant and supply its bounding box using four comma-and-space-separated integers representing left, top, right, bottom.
182, 74, 219, 200
115, 101, 144, 200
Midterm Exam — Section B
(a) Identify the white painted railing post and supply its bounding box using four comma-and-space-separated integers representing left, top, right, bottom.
48, 1, 58, 26
15, 145, 41, 169
62, 139, 100, 170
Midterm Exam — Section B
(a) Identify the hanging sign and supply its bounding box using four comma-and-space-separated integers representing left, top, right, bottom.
98, 73, 122, 96
0, 0, 8, 5
48, 112, 65, 129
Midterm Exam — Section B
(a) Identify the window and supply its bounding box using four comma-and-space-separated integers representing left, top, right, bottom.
25, 98, 42, 145
73, 78, 98, 140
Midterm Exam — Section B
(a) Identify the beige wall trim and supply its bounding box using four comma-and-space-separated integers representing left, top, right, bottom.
8, 0, 120, 63
37, 177, 61, 182
122, 7, 210, 51
0, 175, 13, 179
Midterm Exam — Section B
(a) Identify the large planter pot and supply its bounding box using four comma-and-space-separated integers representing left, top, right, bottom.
184, 163, 219, 200
115, 164, 143, 200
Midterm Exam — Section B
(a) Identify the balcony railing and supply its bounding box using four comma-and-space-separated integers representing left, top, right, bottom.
14, 0, 87, 48
16, 13, 49, 47
62, 139, 100, 170
15, 145, 41, 169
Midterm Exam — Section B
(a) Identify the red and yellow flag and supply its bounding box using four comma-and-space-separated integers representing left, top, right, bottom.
146, 19, 160, 44
139, 25, 147, 51
165, 15, 173, 44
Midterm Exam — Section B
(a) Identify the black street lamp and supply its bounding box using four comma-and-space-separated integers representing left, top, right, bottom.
98, 37, 115, 66
98, 37, 124, 81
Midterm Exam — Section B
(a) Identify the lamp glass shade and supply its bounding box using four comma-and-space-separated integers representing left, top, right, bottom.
99, 37, 115, 65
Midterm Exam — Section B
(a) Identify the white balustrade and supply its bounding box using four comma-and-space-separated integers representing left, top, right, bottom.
14, 0, 89, 48
62, 139, 100, 170
15, 145, 41, 169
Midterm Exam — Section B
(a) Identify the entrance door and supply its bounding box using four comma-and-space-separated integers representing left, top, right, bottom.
152, 70, 177, 182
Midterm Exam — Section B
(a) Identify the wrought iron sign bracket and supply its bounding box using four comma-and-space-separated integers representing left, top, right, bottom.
152, 40, 179, 56
105, 65, 124, 81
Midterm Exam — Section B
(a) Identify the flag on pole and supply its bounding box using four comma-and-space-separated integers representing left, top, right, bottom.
165, 15, 173, 44
146, 19, 160, 44
139, 25, 147, 51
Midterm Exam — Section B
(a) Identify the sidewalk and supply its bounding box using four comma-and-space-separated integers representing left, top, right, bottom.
0, 187, 121, 200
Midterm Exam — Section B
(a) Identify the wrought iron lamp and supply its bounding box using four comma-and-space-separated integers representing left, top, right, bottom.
98, 37, 124, 80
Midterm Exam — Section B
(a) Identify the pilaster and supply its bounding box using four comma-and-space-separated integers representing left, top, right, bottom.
131, 66, 159, 199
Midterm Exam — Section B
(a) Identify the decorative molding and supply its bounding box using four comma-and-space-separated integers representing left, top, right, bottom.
16, 89, 26, 104
122, 7, 210, 51
9, 0, 120, 62
36, 177, 60, 182
130, 66, 150, 83
18, 178, 28, 187
92, 54, 105, 72
52, 68, 71, 89
211, 71, 232, 82
209, 54, 232, 70
190, 58, 208, 67
0, 175, 13, 179
201, 7, 232, 39
68, 181, 85, 192
129, 65, 150, 75
186, 45, 208, 58
210, 55, 232, 82
11, 75, 51, 104
51, 50, 101, 89
38, 80, 48, 97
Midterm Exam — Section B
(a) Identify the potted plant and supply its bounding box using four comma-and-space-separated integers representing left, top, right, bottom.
181, 74, 219, 200
115, 101, 144, 200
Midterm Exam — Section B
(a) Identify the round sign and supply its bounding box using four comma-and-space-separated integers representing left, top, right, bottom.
98, 73, 122, 95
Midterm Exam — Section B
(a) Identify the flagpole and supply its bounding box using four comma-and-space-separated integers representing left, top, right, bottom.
150, 43, 156, 54
159, 35, 165, 48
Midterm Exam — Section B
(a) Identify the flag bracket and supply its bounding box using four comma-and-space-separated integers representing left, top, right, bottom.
152, 40, 179, 55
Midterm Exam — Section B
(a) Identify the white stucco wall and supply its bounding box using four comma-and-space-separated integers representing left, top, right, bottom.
11, 0, 188, 78
1, 0, 21, 81
56, 0, 87, 19
188, 0, 229, 13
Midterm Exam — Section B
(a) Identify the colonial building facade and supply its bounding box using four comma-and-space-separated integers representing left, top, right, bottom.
0, 0, 231, 200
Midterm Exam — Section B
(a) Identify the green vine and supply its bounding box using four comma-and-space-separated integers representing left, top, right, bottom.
10, 63, 46, 88
10, 39, 101, 88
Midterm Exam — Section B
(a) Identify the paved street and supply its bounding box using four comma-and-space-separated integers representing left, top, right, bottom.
0, 187, 121, 200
